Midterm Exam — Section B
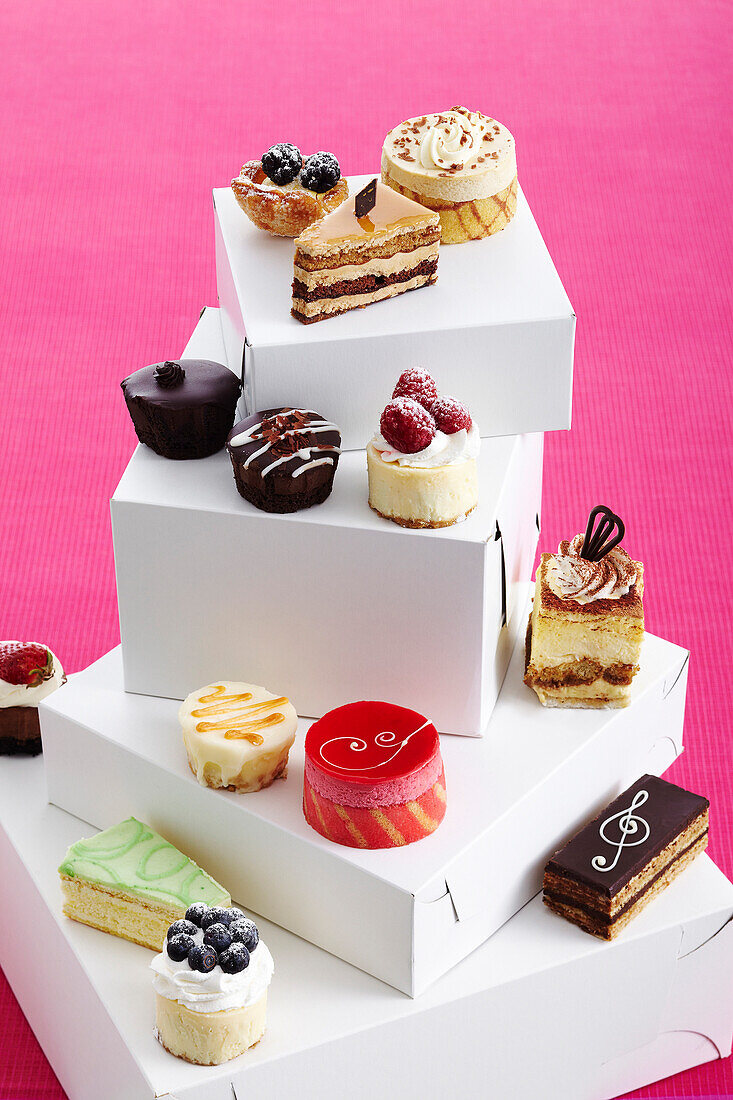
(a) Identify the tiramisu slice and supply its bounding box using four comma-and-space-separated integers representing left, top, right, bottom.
525, 507, 644, 708
292, 178, 439, 324
544, 774, 709, 939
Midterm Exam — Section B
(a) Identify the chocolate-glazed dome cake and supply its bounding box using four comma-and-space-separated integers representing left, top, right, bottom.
227, 408, 341, 513
121, 360, 241, 460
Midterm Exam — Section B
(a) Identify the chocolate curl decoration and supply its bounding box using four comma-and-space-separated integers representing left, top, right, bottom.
580, 505, 625, 562
355, 178, 377, 219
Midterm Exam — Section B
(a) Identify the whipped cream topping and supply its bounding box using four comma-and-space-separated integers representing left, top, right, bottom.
0, 646, 64, 709
371, 424, 480, 468
548, 535, 638, 604
151, 924, 274, 1015
383, 107, 516, 194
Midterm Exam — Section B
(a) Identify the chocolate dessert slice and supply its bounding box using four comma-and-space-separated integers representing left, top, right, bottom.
543, 775, 709, 939
292, 179, 440, 324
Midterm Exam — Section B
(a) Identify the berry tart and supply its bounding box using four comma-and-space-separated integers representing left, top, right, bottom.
121, 359, 241, 460
59, 817, 231, 950
151, 904, 273, 1065
232, 143, 349, 238
180, 681, 298, 792
303, 701, 447, 849
367, 369, 480, 528
0, 641, 65, 755
227, 407, 341, 513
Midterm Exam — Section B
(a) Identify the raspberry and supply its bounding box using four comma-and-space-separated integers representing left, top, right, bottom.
380, 398, 436, 454
430, 396, 472, 435
391, 368, 438, 409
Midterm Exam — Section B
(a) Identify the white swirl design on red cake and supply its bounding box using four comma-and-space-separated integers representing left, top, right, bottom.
319, 721, 431, 772
550, 534, 637, 604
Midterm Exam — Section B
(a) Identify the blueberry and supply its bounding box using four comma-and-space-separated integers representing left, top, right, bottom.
226, 907, 245, 924
229, 917, 259, 952
167, 933, 195, 962
261, 142, 302, 186
188, 943, 218, 973
300, 151, 341, 193
219, 943, 250, 974
185, 903, 209, 927
203, 922, 232, 953
167, 919, 198, 941
200, 906, 233, 930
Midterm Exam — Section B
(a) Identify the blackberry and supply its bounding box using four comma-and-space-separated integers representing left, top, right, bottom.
300, 151, 341, 193
261, 143, 302, 185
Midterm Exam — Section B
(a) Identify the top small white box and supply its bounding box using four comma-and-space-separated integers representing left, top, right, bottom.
214, 176, 576, 450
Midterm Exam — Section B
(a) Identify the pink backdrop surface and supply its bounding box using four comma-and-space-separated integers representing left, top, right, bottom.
1, 0, 731, 1095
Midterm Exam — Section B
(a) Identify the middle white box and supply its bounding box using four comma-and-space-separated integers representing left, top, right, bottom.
111, 308, 542, 735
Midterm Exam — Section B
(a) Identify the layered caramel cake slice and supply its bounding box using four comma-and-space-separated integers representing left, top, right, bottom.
292, 178, 440, 324
525, 506, 644, 708
543, 775, 709, 939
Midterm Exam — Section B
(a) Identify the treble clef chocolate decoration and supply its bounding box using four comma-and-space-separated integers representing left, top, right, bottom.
580, 505, 625, 562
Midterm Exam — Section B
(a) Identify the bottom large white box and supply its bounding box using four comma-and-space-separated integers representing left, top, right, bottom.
40, 624, 689, 996
1, 757, 731, 1100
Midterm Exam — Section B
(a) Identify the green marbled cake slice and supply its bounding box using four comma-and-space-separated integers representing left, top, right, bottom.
58, 817, 231, 949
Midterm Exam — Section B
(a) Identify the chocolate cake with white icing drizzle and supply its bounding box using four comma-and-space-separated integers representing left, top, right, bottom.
227, 408, 341, 513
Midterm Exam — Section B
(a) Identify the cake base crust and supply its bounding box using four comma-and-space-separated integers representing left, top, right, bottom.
368, 501, 475, 529
186, 752, 289, 793
155, 991, 267, 1065
0, 707, 42, 755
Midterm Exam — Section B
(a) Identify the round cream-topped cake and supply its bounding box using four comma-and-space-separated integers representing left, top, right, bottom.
381, 106, 517, 243
179, 681, 298, 792
367, 369, 480, 528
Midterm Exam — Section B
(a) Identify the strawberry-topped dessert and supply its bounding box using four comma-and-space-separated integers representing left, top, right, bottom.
0, 641, 65, 755
367, 368, 480, 528
303, 701, 446, 849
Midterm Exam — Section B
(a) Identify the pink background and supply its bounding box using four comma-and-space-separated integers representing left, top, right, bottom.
1, 0, 731, 1095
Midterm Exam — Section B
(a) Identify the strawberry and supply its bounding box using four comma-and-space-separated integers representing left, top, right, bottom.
0, 642, 54, 686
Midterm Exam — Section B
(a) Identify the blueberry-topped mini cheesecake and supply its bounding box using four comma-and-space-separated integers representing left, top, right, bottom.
151, 903, 273, 1065
121, 359, 241, 459
227, 407, 341, 513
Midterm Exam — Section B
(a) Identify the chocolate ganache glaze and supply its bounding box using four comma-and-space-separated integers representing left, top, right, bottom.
121, 359, 241, 460
227, 408, 341, 513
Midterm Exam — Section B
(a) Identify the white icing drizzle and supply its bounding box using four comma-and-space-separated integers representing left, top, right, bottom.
591, 790, 650, 873
261, 445, 340, 477
319, 721, 430, 772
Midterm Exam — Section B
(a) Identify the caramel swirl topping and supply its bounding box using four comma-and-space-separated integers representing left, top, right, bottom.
191, 685, 289, 746
550, 534, 637, 604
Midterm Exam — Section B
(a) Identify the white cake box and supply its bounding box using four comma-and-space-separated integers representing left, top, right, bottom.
2, 757, 732, 1100
40, 628, 689, 997
214, 176, 576, 450
112, 307, 543, 736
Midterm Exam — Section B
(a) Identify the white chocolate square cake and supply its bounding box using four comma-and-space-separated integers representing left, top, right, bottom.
525, 534, 644, 709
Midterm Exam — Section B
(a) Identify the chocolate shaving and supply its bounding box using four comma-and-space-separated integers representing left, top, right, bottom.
355, 179, 377, 218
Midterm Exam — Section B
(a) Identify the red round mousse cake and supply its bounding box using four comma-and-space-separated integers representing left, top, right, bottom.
303, 702, 446, 849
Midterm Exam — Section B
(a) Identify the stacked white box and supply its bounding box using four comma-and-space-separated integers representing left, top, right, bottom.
111, 307, 543, 735
40, 627, 689, 996
214, 177, 576, 449
2, 758, 732, 1100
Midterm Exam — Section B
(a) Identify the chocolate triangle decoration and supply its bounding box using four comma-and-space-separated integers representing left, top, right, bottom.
355, 178, 377, 219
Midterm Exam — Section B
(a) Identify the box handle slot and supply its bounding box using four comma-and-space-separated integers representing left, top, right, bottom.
494, 522, 507, 627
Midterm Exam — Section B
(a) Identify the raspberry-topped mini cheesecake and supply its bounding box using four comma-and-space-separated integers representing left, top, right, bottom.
367, 368, 479, 528
303, 701, 447, 849
0, 641, 65, 755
